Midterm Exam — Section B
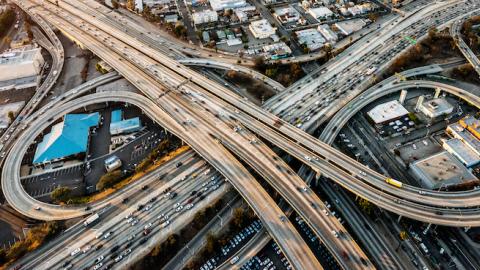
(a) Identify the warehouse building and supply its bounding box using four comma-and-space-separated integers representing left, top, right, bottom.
443, 138, 480, 168
33, 113, 100, 164
410, 151, 478, 190
446, 123, 480, 157
367, 100, 409, 125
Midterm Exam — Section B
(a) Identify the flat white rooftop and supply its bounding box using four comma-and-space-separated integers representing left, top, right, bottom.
367, 100, 409, 124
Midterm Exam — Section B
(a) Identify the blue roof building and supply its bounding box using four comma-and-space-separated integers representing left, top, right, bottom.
33, 113, 99, 164
111, 109, 122, 123
110, 109, 142, 136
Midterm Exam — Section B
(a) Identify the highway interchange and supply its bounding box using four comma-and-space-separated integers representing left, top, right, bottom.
4, 0, 480, 269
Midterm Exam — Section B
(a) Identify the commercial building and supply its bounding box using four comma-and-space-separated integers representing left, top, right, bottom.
33, 113, 100, 164
443, 138, 480, 168
317, 24, 338, 43
307, 7, 333, 21
459, 115, 480, 141
110, 109, 142, 136
274, 6, 300, 24
367, 100, 409, 125
446, 123, 480, 157
295, 28, 325, 51
418, 98, 454, 118
0, 45, 44, 83
410, 151, 478, 190
249, 19, 277, 39
192, 9, 218, 25
209, 0, 246, 11
263, 42, 292, 60
334, 19, 366, 36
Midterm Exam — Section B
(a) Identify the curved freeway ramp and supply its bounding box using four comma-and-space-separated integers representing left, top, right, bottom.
450, 16, 480, 77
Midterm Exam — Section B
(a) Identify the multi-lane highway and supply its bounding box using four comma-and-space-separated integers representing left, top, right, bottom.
450, 16, 480, 76
14, 1, 372, 268
7, 0, 480, 269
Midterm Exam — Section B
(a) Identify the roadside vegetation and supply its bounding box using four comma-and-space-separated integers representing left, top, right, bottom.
131, 199, 226, 269
0, 221, 65, 269
0, 8, 15, 38
383, 27, 460, 78
253, 57, 304, 87
461, 15, 480, 53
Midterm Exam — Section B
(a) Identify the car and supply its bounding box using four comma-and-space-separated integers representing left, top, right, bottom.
104, 232, 113, 239
34, 206, 41, 211
127, 234, 135, 241
93, 263, 103, 270
144, 223, 153, 230
141, 185, 149, 191
82, 245, 91, 253
70, 248, 81, 257
95, 255, 104, 263
114, 255, 123, 262
176, 162, 182, 168
123, 248, 132, 256
95, 244, 103, 250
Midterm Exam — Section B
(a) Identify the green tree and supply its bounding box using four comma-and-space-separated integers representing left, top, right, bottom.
51, 186, 71, 203
399, 231, 408, 241
7, 111, 14, 123
357, 198, 373, 215
96, 170, 123, 190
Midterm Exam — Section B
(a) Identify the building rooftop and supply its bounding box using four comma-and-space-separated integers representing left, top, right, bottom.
443, 138, 480, 167
420, 98, 454, 117
308, 7, 333, 19
334, 19, 366, 35
33, 113, 100, 164
447, 123, 480, 156
410, 151, 478, 189
110, 109, 142, 136
367, 100, 409, 124
249, 19, 276, 39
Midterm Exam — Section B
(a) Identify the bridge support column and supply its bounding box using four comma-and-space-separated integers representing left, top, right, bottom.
434, 88, 441, 98
397, 215, 402, 223
464, 226, 471, 233
399, 90, 407, 104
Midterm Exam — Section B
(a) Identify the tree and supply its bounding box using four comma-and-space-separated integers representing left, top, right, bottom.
254, 56, 266, 71
51, 186, 71, 203
126, 0, 135, 11
0, 248, 6, 265
0, 9, 15, 38
96, 170, 123, 190
7, 111, 14, 123
111, 0, 119, 9
357, 198, 374, 215
399, 231, 408, 241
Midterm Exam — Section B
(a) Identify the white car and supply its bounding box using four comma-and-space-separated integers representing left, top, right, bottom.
93, 263, 103, 270
103, 232, 112, 239
70, 248, 81, 257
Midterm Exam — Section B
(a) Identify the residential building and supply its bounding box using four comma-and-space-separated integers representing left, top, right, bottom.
192, 9, 218, 25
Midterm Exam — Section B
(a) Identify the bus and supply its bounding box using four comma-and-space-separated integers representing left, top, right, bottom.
386, 178, 403, 188
84, 213, 99, 227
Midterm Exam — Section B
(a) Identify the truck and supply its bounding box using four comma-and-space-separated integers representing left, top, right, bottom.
386, 178, 403, 188
84, 213, 99, 227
